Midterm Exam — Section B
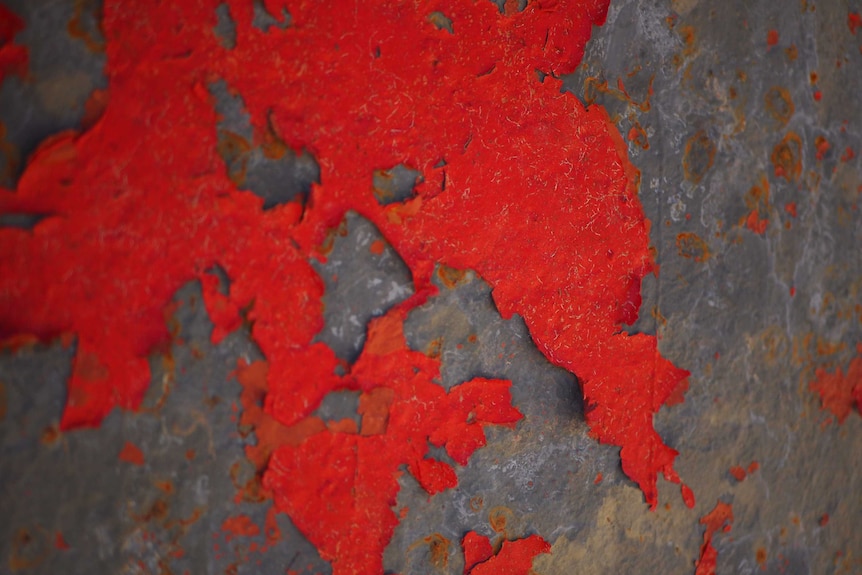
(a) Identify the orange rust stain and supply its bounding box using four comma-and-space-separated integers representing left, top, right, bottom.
756, 547, 767, 569
741, 177, 770, 234
235, 359, 326, 473
682, 130, 716, 184
9, 527, 48, 571
771, 132, 803, 182
676, 232, 711, 262
747, 461, 760, 474
729, 465, 747, 481
488, 506, 514, 534
216, 130, 252, 187
594, 472, 603, 484
358, 386, 394, 435
469, 496, 484, 512
364, 311, 407, 356
764, 86, 794, 127
784, 44, 798, 61
437, 264, 468, 288
424, 533, 451, 570
155, 480, 175, 494
369, 239, 385, 255
627, 120, 649, 150
118, 441, 145, 466
39, 424, 61, 445
326, 418, 359, 433
67, 0, 104, 53
583, 74, 654, 112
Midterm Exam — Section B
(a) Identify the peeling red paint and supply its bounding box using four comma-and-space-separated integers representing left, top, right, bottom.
461, 531, 550, 575
0, 0, 693, 571
695, 500, 734, 575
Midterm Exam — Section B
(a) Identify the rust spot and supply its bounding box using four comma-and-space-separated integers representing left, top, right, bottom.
488, 506, 514, 534
469, 495, 484, 512
756, 546, 767, 568
771, 132, 803, 182
764, 87, 794, 127
67, 0, 105, 53
676, 232, 710, 262
40, 424, 61, 445
437, 264, 468, 288
155, 480, 175, 494
425, 533, 451, 570
426, 337, 443, 359
582, 75, 654, 112
9, 527, 48, 571
627, 120, 649, 150
217, 130, 252, 187
682, 130, 716, 184
785, 44, 798, 61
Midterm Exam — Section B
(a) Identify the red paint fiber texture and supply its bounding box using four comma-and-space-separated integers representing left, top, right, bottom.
0, 0, 690, 572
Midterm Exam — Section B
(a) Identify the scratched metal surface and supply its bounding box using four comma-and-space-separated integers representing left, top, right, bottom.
1, 1, 861, 574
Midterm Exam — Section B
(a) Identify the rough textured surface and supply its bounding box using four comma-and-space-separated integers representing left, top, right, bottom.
1, 1, 861, 575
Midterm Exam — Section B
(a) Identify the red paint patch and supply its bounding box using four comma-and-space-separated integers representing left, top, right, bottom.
118, 441, 145, 466
841, 146, 856, 162
809, 344, 862, 424
461, 531, 550, 575
784, 202, 797, 218
681, 483, 696, 508
0, 5, 29, 86
729, 465, 747, 481
849, 12, 862, 35
767, 29, 779, 47
54, 531, 70, 550
695, 500, 734, 575
0, 0, 693, 570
